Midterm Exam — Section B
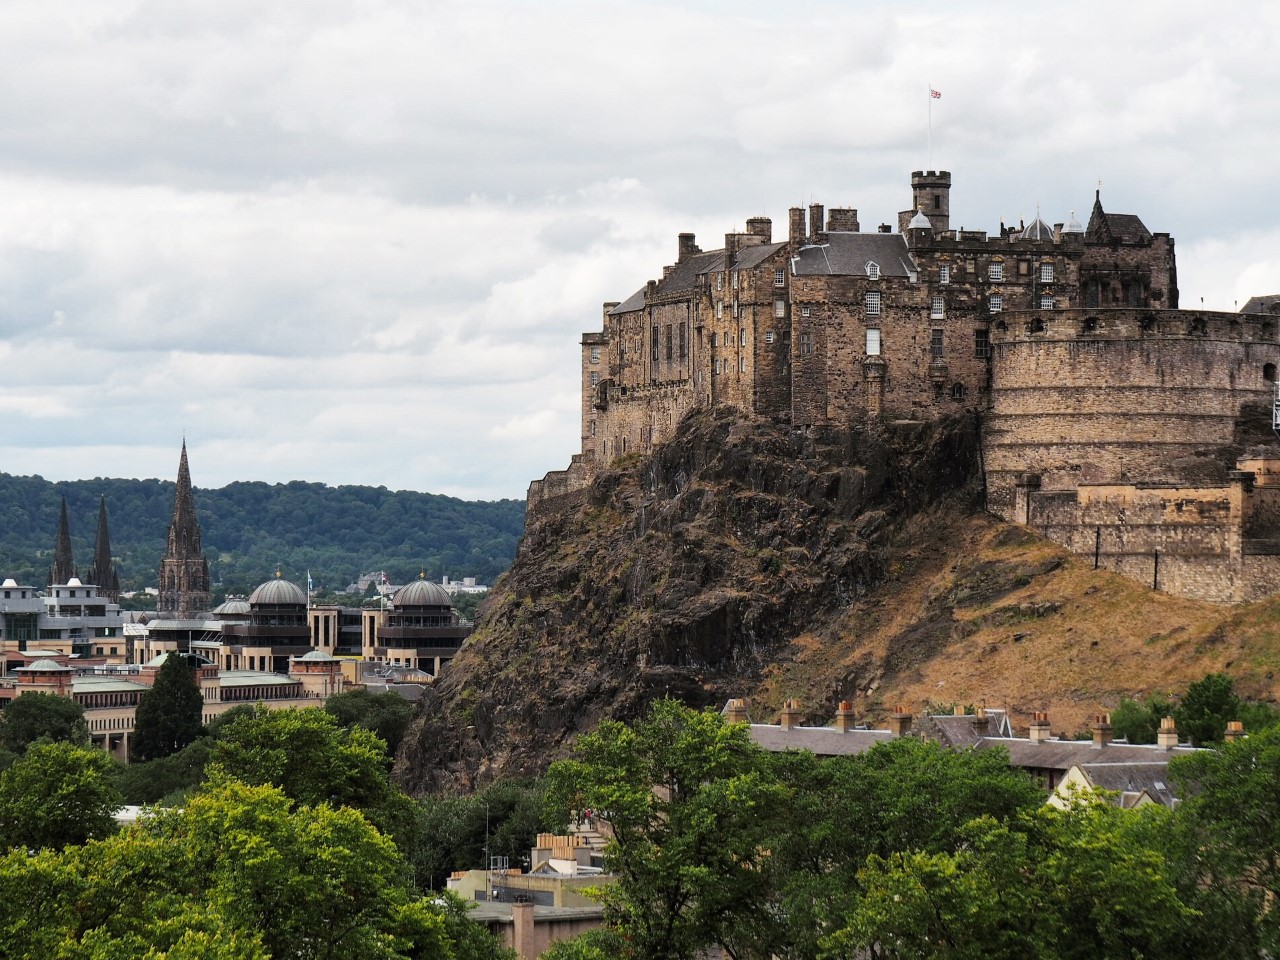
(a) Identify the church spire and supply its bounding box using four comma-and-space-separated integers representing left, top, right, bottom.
88, 496, 121, 603
157, 440, 211, 620
47, 496, 77, 587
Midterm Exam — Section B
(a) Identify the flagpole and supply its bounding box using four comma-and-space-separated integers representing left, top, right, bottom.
927, 83, 932, 169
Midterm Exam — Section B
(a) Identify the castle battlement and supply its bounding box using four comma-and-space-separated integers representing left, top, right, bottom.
991, 308, 1279, 345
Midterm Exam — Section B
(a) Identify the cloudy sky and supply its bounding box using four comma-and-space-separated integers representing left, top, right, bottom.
2, 0, 1278, 501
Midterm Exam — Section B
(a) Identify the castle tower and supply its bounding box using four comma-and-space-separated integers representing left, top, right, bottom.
87, 496, 121, 603
156, 441, 211, 620
911, 170, 951, 235
47, 497, 77, 588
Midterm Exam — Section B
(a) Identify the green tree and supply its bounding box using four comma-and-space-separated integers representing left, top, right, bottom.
1171, 723, 1280, 954
0, 777, 513, 960
1109, 693, 1172, 744
325, 689, 416, 754
116, 737, 215, 805
1174, 672, 1241, 745
0, 691, 88, 753
0, 741, 122, 850
131, 653, 205, 762
545, 699, 787, 960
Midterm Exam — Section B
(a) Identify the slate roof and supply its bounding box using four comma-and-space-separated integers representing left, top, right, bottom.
1086, 193, 1153, 244
747, 723, 894, 756
989, 737, 1199, 771
656, 250, 723, 296
1241, 295, 1280, 315
608, 287, 646, 315
923, 710, 1015, 747
791, 233, 917, 278
1076, 761, 1181, 808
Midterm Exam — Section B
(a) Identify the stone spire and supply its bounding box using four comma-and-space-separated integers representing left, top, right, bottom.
156, 441, 211, 620
47, 496, 77, 587
88, 496, 121, 603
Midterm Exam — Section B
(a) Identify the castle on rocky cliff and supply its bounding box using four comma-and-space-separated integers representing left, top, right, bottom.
531, 171, 1280, 603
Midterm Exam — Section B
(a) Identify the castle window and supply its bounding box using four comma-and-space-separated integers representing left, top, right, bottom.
1040, 263, 1054, 283
774, 299, 786, 319
740, 355, 747, 372
732, 271, 738, 289
774, 268, 786, 287
866, 328, 882, 356
740, 327, 747, 346
931, 328, 945, 360
680, 322, 687, 359
1040, 294, 1054, 310
651, 325, 660, 361
939, 264, 950, 285
1265, 363, 1277, 383
666, 325, 674, 361
710, 333, 717, 347
589, 372, 600, 388
1082, 317, 1099, 334
866, 261, 880, 279
989, 294, 1003, 313
931, 296, 945, 319
716, 301, 723, 320
801, 305, 810, 318
716, 273, 723, 290
974, 329, 991, 358
934, 195, 941, 210
865, 291, 881, 317
590, 347, 600, 364
952, 382, 967, 401
765, 331, 775, 344
800, 332, 814, 356
589, 420, 597, 437
988, 262, 1004, 282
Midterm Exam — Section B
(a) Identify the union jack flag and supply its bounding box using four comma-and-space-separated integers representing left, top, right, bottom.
930, 88, 942, 99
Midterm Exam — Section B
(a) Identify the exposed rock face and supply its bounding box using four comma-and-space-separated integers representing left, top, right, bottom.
394, 407, 982, 795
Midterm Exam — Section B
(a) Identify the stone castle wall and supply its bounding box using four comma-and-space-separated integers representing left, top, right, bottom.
986, 308, 1280, 518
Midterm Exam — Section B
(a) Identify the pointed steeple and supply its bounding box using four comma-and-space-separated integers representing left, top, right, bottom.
1085, 187, 1112, 244
157, 441, 211, 620
47, 496, 77, 587
88, 496, 121, 602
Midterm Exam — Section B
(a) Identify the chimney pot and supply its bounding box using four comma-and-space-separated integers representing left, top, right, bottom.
888, 705, 913, 738
1029, 711, 1051, 743
722, 698, 750, 725
1157, 715, 1179, 750
1225, 720, 1245, 742
780, 699, 800, 731
834, 700, 856, 732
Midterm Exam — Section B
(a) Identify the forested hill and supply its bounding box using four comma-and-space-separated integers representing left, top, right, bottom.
0, 473, 525, 595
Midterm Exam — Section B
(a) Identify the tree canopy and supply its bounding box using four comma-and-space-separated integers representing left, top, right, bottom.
0, 741, 122, 851
131, 653, 205, 762
0, 691, 88, 754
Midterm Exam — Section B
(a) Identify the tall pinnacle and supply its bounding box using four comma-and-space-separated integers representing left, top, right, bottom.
88, 496, 121, 602
48, 496, 77, 587
157, 440, 211, 620
167, 440, 203, 559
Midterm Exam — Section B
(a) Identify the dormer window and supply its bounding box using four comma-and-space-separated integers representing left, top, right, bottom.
865, 261, 880, 279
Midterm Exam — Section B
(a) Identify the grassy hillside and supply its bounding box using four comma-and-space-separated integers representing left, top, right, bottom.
0, 473, 525, 596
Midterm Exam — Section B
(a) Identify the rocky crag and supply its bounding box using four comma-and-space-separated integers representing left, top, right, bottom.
396, 407, 983, 793
395, 406, 1280, 795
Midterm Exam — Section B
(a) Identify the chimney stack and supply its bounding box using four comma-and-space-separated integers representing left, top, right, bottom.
1092, 713, 1113, 749
780, 699, 801, 731
808, 203, 825, 242
888, 705, 912, 737
1157, 715, 1179, 750
788, 207, 807, 246
745, 217, 772, 242
725, 232, 740, 270
834, 700, 856, 732
722, 698, 750, 725
1225, 720, 1245, 742
1029, 711, 1051, 743
678, 233, 699, 263
972, 706, 990, 736
826, 208, 860, 233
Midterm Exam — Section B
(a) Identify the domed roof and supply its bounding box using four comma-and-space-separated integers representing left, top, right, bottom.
249, 577, 307, 606
908, 209, 931, 230
145, 652, 214, 668
2, 578, 16, 587
393, 577, 453, 608
1063, 210, 1084, 234
1021, 217, 1053, 241
212, 598, 251, 617
296, 649, 337, 662
22, 658, 71, 672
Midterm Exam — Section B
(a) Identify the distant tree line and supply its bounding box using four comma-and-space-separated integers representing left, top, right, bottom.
0, 472, 525, 595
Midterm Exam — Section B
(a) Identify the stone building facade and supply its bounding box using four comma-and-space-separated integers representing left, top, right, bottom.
527, 170, 1280, 602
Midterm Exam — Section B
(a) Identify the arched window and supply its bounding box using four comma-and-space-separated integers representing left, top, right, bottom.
951, 382, 967, 401
1264, 363, 1276, 383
